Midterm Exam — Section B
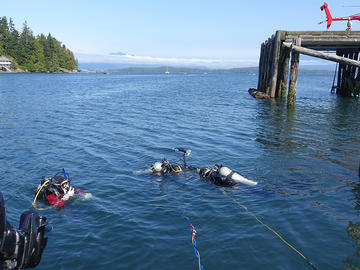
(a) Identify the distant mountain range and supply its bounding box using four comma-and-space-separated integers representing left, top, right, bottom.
108, 66, 259, 74
109, 52, 127, 56
78, 63, 334, 75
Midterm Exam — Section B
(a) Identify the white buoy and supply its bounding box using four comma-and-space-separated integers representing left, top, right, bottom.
218, 166, 258, 186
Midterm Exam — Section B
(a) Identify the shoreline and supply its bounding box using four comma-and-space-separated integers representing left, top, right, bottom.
0, 69, 82, 74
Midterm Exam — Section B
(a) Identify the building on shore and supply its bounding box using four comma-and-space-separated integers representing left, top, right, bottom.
0, 56, 12, 70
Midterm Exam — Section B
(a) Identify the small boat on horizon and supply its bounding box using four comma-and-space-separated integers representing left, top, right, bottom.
165, 66, 170, 74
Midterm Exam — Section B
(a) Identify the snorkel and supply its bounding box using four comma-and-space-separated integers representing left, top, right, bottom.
60, 168, 71, 193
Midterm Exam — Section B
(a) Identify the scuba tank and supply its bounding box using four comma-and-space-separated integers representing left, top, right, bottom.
217, 165, 257, 186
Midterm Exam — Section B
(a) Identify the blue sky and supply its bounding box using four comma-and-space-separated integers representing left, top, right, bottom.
2, 0, 359, 68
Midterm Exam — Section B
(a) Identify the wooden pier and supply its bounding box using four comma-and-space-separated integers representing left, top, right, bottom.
253, 31, 360, 106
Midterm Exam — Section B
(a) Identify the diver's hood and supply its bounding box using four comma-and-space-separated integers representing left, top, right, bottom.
53, 176, 66, 185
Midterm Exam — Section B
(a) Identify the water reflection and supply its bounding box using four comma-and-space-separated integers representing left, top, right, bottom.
254, 98, 298, 154
328, 98, 360, 173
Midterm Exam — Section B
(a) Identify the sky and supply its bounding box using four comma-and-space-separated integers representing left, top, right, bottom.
2, 0, 360, 68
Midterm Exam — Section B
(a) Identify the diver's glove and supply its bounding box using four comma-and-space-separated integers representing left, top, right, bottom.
62, 187, 75, 201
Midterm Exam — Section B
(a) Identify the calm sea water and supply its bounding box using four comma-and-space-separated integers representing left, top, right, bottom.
1, 72, 360, 270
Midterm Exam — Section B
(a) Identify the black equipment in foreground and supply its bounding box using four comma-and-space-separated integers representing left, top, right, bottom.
0, 192, 51, 270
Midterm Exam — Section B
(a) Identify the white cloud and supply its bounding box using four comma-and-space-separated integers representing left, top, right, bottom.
75, 52, 259, 68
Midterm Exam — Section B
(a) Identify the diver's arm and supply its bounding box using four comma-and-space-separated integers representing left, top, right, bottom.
75, 188, 85, 194
47, 194, 65, 207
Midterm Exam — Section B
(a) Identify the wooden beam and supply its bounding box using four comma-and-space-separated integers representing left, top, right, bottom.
283, 42, 360, 67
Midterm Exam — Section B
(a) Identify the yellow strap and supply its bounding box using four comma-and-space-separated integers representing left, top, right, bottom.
32, 179, 50, 208
172, 164, 182, 173
196, 249, 202, 270
174, 166, 182, 173
221, 189, 308, 261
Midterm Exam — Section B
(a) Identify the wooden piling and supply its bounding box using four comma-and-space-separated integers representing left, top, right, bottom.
355, 51, 360, 97
287, 38, 301, 107
343, 52, 350, 96
336, 50, 344, 95
350, 50, 359, 96
257, 43, 265, 91
260, 41, 268, 92
277, 44, 291, 98
269, 31, 282, 98
264, 37, 274, 95
258, 43, 267, 92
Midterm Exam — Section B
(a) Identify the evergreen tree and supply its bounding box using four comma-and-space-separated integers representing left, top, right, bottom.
38, 33, 49, 69
18, 21, 37, 71
46, 33, 59, 72
8, 18, 19, 59
0, 17, 10, 54
0, 40, 4, 55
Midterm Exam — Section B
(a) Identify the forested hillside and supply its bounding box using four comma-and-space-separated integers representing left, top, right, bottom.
0, 17, 78, 72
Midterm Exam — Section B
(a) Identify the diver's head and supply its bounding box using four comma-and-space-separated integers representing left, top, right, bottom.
151, 162, 163, 173
199, 167, 212, 178
52, 176, 70, 194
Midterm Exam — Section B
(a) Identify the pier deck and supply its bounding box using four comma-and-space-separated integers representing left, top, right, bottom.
254, 31, 360, 105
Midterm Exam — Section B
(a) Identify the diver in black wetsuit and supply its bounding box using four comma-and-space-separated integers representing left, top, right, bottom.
198, 164, 258, 186
33, 169, 84, 207
199, 164, 237, 186
151, 158, 183, 174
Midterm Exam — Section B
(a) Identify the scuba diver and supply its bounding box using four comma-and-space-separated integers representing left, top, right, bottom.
149, 148, 257, 186
150, 147, 195, 175
151, 158, 183, 175
198, 164, 258, 187
33, 169, 85, 207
